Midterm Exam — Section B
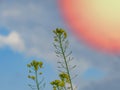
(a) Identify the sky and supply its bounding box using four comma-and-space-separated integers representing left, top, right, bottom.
0, 0, 120, 90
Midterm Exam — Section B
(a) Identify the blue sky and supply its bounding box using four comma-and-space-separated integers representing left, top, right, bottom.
0, 0, 120, 90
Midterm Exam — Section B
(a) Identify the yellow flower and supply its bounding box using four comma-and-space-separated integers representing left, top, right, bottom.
39, 62, 43, 68
31, 76, 36, 80
53, 86, 57, 90
64, 32, 67, 39
28, 75, 31, 78
54, 38, 58, 42
27, 64, 31, 67
59, 72, 70, 83
39, 72, 42, 75
58, 81, 65, 87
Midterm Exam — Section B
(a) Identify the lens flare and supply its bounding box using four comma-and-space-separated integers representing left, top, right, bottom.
59, 0, 120, 53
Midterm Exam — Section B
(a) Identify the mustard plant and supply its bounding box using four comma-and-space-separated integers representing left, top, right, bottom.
50, 72, 71, 90
50, 79, 65, 90
27, 60, 45, 90
52, 28, 77, 90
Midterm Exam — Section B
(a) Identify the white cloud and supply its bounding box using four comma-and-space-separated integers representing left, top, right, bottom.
0, 31, 25, 51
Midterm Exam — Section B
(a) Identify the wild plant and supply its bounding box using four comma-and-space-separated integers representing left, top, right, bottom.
27, 60, 45, 90
51, 28, 77, 90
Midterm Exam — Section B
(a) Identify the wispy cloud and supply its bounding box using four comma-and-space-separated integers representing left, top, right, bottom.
0, 31, 25, 51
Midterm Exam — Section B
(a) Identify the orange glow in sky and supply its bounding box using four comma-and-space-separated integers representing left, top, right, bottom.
59, 0, 120, 53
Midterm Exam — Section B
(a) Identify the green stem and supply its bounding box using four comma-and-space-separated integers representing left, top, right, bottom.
58, 34, 74, 90
57, 86, 60, 90
63, 82, 67, 90
35, 70, 40, 90
64, 86, 67, 90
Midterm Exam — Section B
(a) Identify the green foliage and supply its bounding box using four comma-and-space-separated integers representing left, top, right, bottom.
51, 28, 77, 90
27, 60, 45, 90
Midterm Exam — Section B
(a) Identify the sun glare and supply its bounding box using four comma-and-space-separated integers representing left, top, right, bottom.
60, 0, 120, 52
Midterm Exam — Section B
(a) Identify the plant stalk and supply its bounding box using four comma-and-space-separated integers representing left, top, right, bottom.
58, 35, 74, 90
35, 70, 40, 90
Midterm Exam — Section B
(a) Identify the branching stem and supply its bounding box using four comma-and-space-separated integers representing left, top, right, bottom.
58, 35, 74, 90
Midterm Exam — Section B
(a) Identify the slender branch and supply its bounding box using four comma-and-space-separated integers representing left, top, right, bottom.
64, 84, 67, 90
58, 34, 74, 90
35, 70, 40, 90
